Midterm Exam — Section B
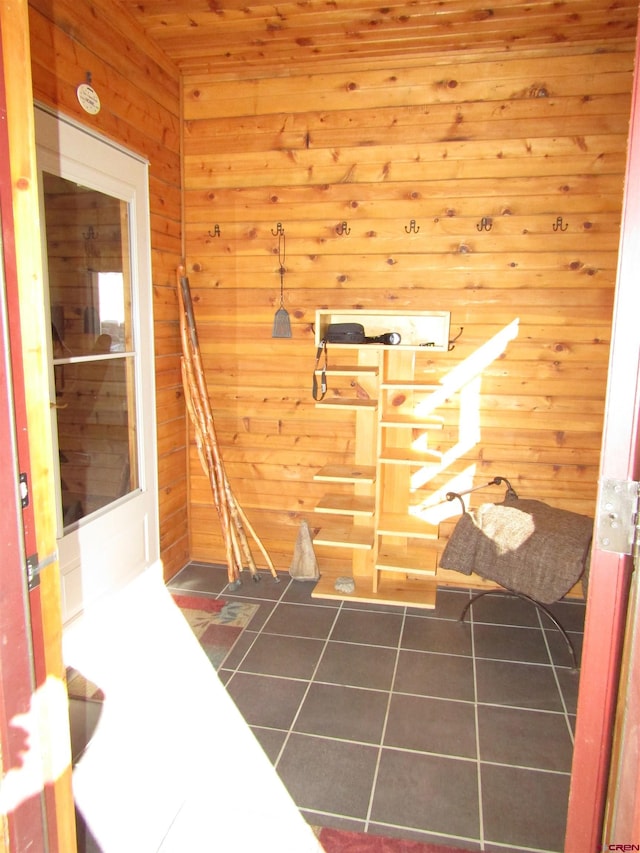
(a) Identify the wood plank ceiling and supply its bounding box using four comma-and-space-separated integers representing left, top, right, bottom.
117, 0, 639, 77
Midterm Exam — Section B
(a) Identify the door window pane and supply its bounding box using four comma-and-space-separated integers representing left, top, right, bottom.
43, 173, 139, 529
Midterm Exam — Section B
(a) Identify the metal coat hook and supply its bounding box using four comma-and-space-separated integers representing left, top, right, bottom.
208, 225, 221, 237
477, 217, 493, 232
404, 219, 420, 234
336, 221, 350, 236
271, 222, 285, 236
552, 216, 568, 232
448, 326, 464, 352
83, 226, 98, 240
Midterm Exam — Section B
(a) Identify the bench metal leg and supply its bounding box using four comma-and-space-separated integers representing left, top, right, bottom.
459, 588, 578, 670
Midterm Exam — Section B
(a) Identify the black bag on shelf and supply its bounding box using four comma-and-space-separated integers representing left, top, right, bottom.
325, 322, 365, 344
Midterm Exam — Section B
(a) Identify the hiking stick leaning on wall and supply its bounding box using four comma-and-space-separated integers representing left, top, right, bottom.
176, 266, 278, 587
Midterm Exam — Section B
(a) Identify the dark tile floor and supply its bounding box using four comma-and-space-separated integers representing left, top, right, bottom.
168, 563, 586, 853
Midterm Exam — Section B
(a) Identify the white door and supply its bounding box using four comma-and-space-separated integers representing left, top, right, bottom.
35, 107, 159, 625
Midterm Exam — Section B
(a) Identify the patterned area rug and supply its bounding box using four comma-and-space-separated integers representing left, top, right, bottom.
316, 827, 473, 853
66, 594, 257, 700
66, 668, 105, 702
171, 593, 258, 669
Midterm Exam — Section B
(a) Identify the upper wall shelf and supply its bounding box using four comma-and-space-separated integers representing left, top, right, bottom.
315, 309, 451, 351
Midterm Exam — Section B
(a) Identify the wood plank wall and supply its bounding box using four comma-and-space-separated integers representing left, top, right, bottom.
182, 43, 636, 578
28, 0, 188, 578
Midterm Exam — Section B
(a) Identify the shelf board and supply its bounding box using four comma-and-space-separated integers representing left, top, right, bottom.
380, 415, 444, 429
317, 343, 433, 352
376, 547, 437, 575
313, 526, 374, 549
316, 398, 377, 411
315, 309, 451, 352
375, 575, 437, 608
315, 365, 378, 376
314, 464, 376, 484
311, 572, 437, 609
315, 493, 375, 517
379, 447, 442, 465
378, 513, 439, 539
381, 381, 440, 391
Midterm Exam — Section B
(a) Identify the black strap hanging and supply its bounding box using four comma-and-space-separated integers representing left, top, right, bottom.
312, 339, 328, 401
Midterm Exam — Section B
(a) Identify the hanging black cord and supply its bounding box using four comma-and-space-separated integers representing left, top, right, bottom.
312, 339, 328, 401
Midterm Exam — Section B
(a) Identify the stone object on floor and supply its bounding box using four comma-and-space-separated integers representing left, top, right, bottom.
290, 519, 320, 581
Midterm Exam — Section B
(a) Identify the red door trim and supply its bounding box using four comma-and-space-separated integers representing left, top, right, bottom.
0, 35, 48, 851
566, 558, 633, 851
564, 8, 640, 849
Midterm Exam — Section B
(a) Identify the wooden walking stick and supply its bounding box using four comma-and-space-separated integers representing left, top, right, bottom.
177, 266, 278, 587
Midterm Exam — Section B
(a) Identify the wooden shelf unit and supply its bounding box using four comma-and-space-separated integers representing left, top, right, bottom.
311, 309, 451, 609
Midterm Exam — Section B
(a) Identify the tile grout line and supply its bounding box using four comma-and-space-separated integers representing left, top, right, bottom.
536, 608, 577, 747
271, 598, 344, 772
363, 605, 407, 834
249, 631, 401, 651
249, 725, 574, 775
216, 573, 291, 688
470, 597, 486, 852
